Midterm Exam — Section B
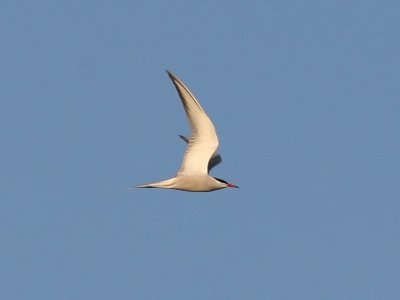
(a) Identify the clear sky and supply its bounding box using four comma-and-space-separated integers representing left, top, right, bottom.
1, 1, 399, 299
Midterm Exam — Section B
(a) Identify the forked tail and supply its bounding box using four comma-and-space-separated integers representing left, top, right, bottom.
135, 178, 176, 189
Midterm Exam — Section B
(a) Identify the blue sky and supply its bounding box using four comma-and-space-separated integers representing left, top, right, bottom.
1, 0, 399, 299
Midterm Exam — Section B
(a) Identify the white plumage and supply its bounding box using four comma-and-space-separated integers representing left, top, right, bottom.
136, 70, 238, 192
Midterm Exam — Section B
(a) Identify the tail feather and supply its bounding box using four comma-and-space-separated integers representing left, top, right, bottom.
135, 184, 156, 188
134, 178, 176, 189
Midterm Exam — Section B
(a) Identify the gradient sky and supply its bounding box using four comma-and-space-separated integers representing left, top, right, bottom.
1, 1, 399, 299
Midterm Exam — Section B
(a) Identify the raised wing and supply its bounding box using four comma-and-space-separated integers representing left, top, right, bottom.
179, 135, 222, 172
167, 70, 219, 175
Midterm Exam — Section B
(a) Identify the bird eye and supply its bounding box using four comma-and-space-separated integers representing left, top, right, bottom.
214, 177, 228, 184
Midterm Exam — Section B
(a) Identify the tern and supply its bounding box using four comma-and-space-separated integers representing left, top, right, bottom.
136, 70, 238, 192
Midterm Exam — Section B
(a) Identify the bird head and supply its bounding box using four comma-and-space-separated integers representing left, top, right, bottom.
214, 177, 239, 189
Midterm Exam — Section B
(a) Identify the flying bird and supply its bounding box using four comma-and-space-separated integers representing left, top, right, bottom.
136, 70, 238, 192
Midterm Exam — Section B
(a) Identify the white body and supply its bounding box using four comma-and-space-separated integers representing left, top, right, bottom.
138, 176, 229, 192
136, 71, 238, 192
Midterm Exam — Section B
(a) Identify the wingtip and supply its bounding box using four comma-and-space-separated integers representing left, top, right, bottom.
165, 69, 177, 80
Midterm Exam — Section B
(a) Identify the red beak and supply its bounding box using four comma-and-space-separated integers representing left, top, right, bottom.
227, 183, 239, 188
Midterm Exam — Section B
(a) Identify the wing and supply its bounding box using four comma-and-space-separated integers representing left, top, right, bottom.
179, 135, 222, 172
167, 70, 219, 175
